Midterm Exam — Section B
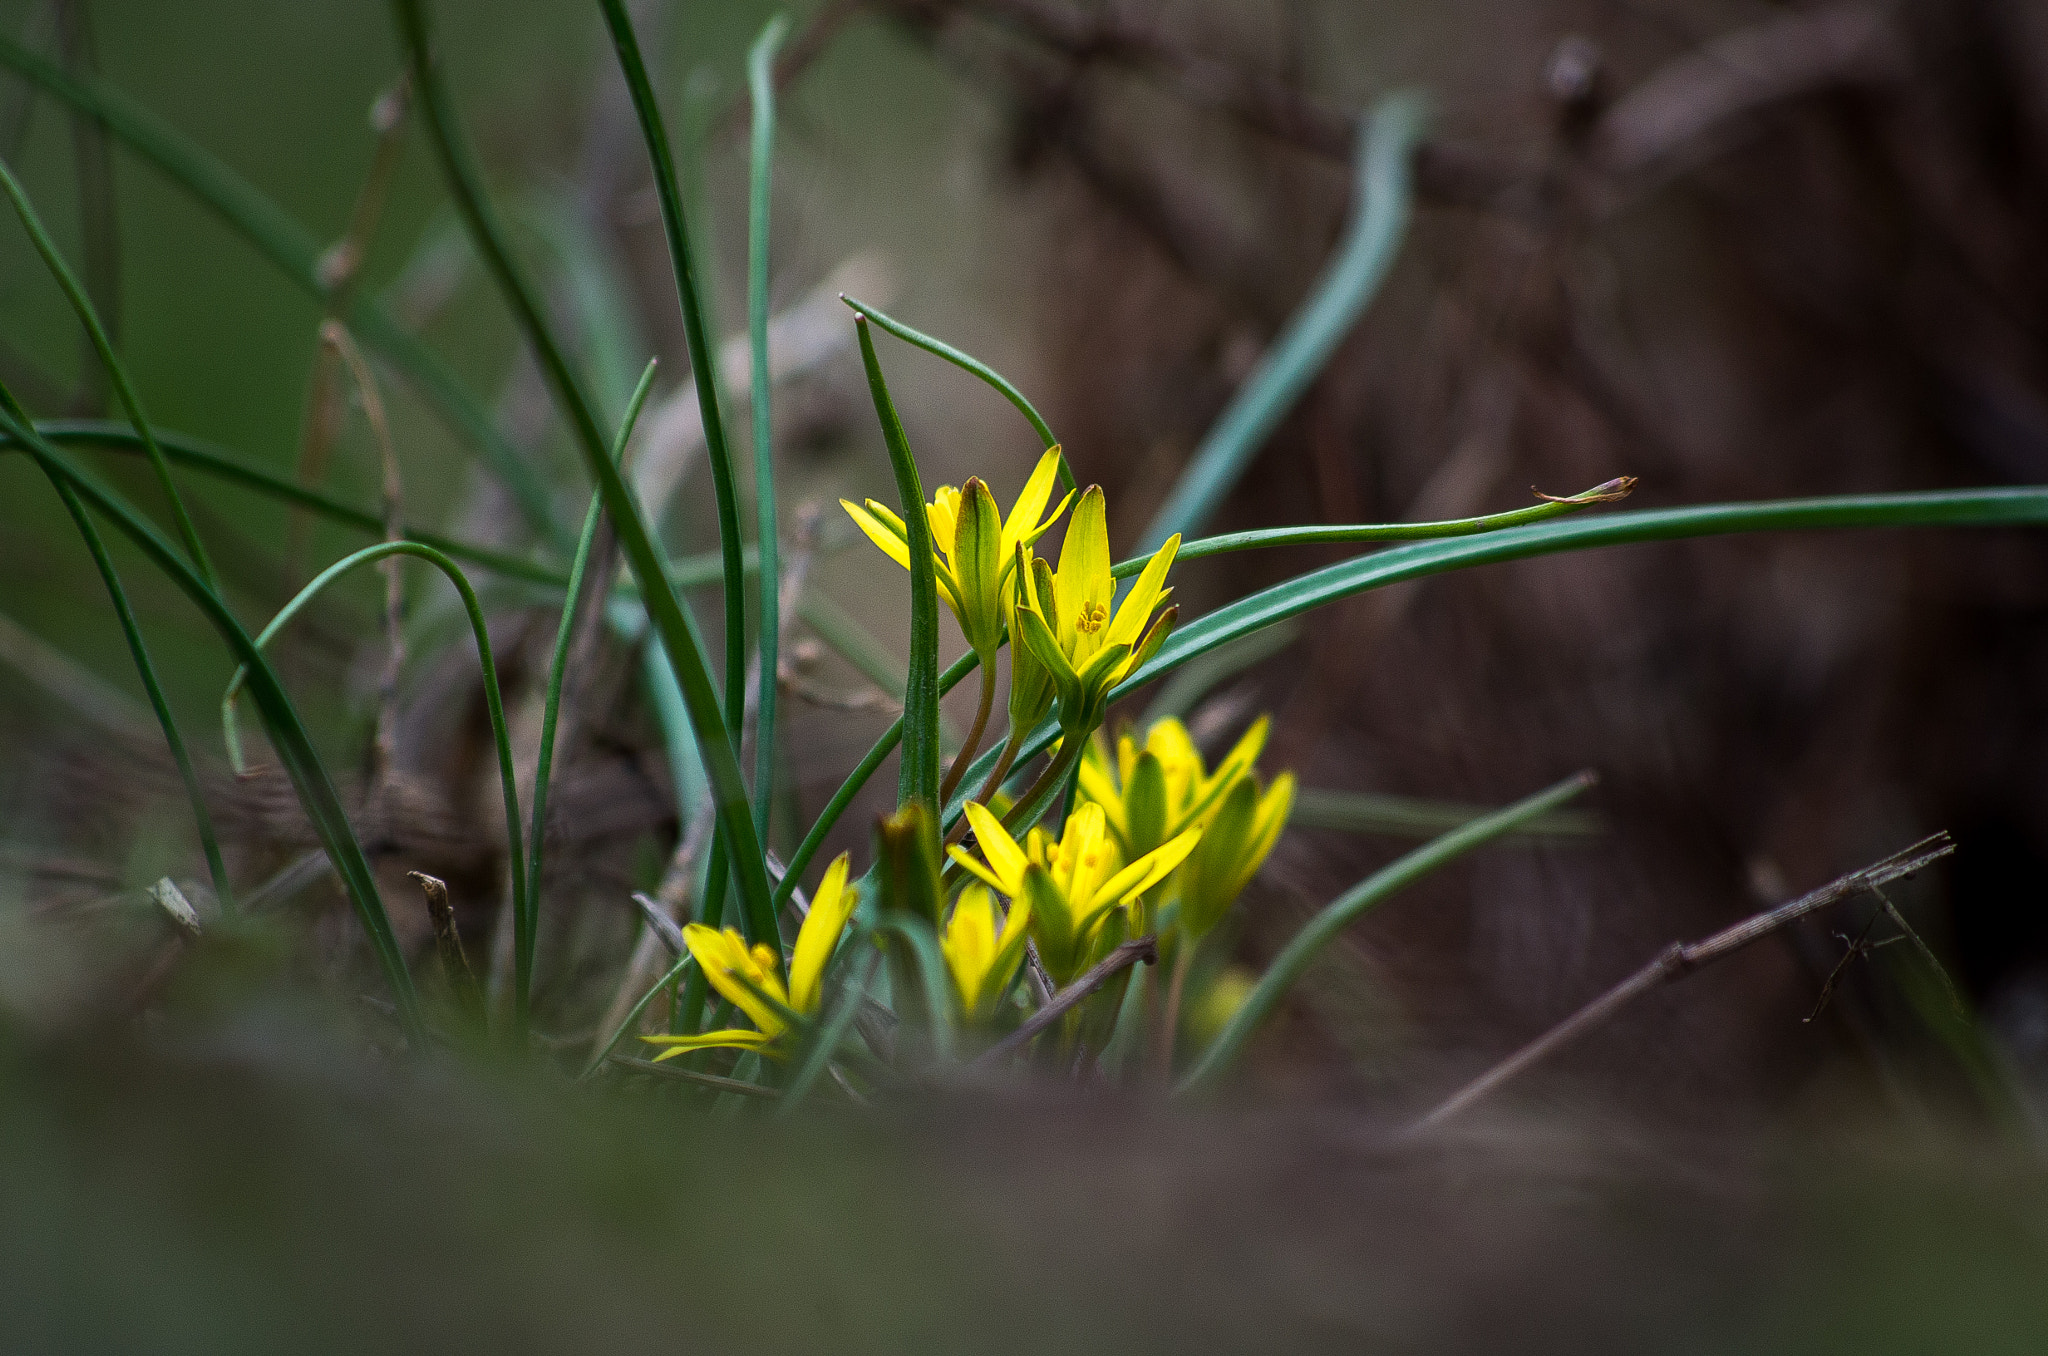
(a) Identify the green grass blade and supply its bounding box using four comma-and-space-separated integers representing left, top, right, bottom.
1178, 771, 1595, 1093
1136, 92, 1428, 554
1290, 788, 1604, 840
0, 155, 216, 588
1110, 478, 1632, 578
872, 916, 956, 1064
595, 0, 750, 745
528, 358, 658, 975
33, 451, 231, 906
855, 317, 941, 813
840, 293, 1075, 493
579, 951, 697, 1082
747, 14, 788, 837
222, 540, 530, 1037
0, 32, 563, 543
17, 418, 746, 596
392, 0, 777, 961
777, 947, 879, 1115
2, 415, 422, 1038
956, 483, 2048, 829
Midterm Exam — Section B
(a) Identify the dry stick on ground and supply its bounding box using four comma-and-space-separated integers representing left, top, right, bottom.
1404, 831, 1956, 1137
970, 936, 1158, 1069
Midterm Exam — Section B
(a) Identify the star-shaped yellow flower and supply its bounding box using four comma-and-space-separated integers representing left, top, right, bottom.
641, 852, 860, 1060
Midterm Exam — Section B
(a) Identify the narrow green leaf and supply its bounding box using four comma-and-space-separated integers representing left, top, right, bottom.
27, 436, 230, 906
856, 316, 942, 814
595, 0, 749, 742
1178, 771, 1596, 1093
391, 0, 777, 962
840, 293, 1076, 493
528, 358, 659, 995
1111, 479, 1633, 578
2, 417, 422, 1038
965, 485, 2048, 816
222, 539, 530, 1037
1136, 92, 1428, 554
0, 33, 563, 542
0, 156, 215, 587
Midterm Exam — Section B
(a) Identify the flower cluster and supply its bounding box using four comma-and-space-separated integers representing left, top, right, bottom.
646, 473, 1289, 1068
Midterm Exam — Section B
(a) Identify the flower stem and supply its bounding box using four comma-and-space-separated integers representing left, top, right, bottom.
938, 664, 996, 806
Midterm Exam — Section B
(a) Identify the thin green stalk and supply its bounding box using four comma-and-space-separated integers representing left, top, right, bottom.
747, 15, 788, 836
529, 359, 658, 945
0, 34, 563, 542
1110, 478, 1634, 578
391, 0, 777, 960
778, 947, 880, 1115
1, 410, 422, 1038
39, 460, 230, 906
1178, 772, 1595, 1093
220, 539, 531, 1036
579, 950, 698, 1082
595, 0, 749, 744
15, 419, 743, 595
939, 666, 995, 806
856, 317, 941, 813
0, 155, 215, 587
1136, 91, 1428, 554
771, 649, 980, 912
840, 293, 1075, 493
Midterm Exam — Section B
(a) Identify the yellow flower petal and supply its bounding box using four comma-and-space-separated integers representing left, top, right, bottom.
788, 851, 858, 1016
642, 1029, 776, 1059
841, 499, 912, 572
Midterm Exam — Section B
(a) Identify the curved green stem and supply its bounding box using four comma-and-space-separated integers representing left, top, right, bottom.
840, 293, 1075, 493
221, 540, 530, 1038
939, 663, 995, 807
1178, 773, 1595, 1093
1135, 91, 1427, 554
37, 452, 230, 906
1108, 477, 1633, 578
0, 155, 215, 587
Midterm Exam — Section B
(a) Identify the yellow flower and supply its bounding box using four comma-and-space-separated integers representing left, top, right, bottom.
1172, 765, 1294, 941
949, 800, 1197, 984
1077, 716, 1294, 941
1077, 716, 1272, 859
841, 447, 1073, 661
1013, 486, 1178, 738
940, 884, 1033, 1022
641, 851, 860, 1061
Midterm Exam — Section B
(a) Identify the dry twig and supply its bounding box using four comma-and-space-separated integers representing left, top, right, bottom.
1406, 831, 1956, 1136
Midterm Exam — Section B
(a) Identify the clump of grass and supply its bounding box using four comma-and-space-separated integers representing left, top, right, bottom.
0, 2, 2040, 1107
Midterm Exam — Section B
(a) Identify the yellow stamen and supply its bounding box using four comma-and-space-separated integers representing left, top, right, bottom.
1076, 600, 1109, 634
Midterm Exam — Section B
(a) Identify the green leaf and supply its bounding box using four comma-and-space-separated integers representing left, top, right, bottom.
856, 317, 942, 814
1178, 772, 1596, 1093
1135, 91, 1428, 553
841, 294, 1075, 493
223, 539, 530, 1039
0, 32, 563, 543
3, 418, 423, 1039
391, 0, 777, 962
